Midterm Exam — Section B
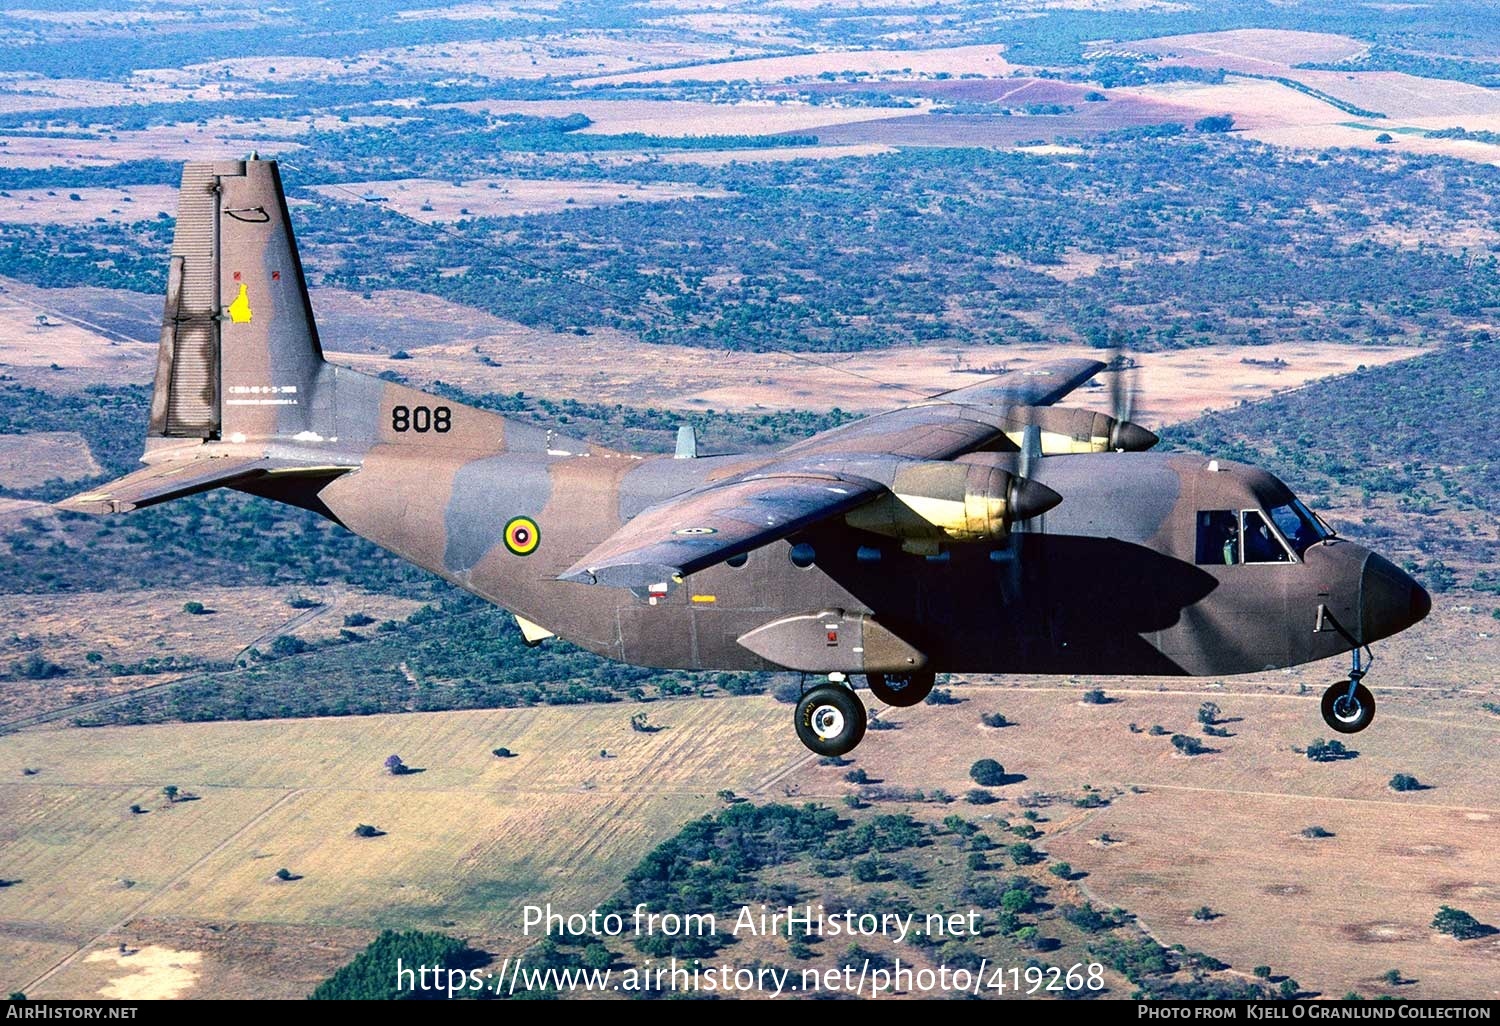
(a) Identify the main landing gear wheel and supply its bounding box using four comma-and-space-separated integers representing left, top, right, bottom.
866, 671, 935, 708
795, 684, 867, 757
1321, 680, 1375, 734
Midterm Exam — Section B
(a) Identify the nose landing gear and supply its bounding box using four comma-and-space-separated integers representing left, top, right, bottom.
1321, 647, 1376, 734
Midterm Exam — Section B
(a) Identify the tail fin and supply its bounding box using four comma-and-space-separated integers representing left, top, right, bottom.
149, 156, 325, 444
61, 156, 601, 518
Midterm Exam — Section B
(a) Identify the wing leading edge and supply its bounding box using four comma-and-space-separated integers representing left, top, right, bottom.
558, 471, 885, 592
780, 358, 1107, 461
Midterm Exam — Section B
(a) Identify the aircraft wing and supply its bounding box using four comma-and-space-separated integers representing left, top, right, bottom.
780, 358, 1106, 460
558, 471, 884, 591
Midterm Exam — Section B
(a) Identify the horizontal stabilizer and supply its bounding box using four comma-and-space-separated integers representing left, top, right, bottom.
55, 455, 350, 514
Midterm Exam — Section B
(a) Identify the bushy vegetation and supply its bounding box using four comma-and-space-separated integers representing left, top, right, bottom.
310, 929, 478, 1000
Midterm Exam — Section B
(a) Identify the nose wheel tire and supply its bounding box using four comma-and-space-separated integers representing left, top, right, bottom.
866, 671, 935, 708
795, 684, 868, 757
1321, 680, 1375, 734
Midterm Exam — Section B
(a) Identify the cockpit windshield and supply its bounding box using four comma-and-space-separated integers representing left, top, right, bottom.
1267, 499, 1331, 556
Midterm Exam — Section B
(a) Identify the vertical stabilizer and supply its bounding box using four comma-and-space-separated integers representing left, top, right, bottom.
148, 157, 327, 444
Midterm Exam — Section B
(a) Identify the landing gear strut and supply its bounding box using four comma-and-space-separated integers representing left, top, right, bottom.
1321, 647, 1376, 734
794, 679, 867, 757
867, 670, 935, 708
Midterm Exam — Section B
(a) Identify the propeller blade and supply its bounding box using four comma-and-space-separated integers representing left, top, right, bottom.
1019, 424, 1042, 480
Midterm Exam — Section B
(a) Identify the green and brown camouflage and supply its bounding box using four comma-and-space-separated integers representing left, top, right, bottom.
59, 158, 1429, 751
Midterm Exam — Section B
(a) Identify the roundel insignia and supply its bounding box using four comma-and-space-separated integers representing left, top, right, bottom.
504, 516, 541, 556
674, 526, 717, 536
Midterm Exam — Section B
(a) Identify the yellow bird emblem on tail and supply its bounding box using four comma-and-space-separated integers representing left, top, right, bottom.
228, 282, 253, 323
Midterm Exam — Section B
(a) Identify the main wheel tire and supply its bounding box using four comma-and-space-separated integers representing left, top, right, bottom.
795, 684, 868, 757
866, 671, 935, 708
1321, 680, 1375, 734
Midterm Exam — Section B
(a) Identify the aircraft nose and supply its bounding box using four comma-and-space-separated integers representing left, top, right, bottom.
1360, 552, 1431, 643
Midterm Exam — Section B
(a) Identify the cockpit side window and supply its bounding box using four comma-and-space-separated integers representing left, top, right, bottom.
1195, 510, 1240, 565
1242, 509, 1291, 563
1268, 499, 1329, 556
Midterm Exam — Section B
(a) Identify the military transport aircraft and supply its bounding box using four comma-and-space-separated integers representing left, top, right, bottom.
60, 158, 1430, 756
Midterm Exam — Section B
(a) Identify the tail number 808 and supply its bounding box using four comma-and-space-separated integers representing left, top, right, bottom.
391, 405, 452, 433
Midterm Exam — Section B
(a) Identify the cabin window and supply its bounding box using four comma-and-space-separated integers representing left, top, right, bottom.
1242, 510, 1292, 563
1195, 510, 1240, 565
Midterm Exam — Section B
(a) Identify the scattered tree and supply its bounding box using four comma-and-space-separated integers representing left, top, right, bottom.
630, 711, 662, 733
492, 747, 514, 758
275, 867, 295, 881
1081, 689, 1108, 705
343, 612, 375, 627
1389, 773, 1422, 792
1197, 701, 1220, 726
1195, 114, 1235, 133
965, 788, 997, 805
1192, 906, 1217, 921
1008, 842, 1042, 865
981, 712, 1010, 728
162, 785, 179, 803
969, 759, 1006, 786
1304, 738, 1352, 762
1433, 905, 1491, 940
1172, 734, 1208, 756
845, 768, 869, 785
384, 755, 407, 775
1301, 825, 1333, 839
1253, 966, 1272, 979
182, 601, 208, 615
1049, 862, 1073, 880
129, 804, 145, 815
354, 824, 382, 838
1381, 969, 1403, 986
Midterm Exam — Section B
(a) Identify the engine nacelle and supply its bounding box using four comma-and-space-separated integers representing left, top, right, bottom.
1000, 406, 1158, 454
844, 459, 1059, 553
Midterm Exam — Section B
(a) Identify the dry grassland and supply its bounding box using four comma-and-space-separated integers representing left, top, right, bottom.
1132, 29, 1367, 70
581, 42, 1019, 86
0, 697, 802, 997
846, 683, 1500, 999
331, 313, 1422, 428
309, 176, 732, 224
0, 184, 177, 225
0, 280, 157, 388
0, 586, 427, 723
0, 431, 100, 488
172, 33, 757, 87
2, 667, 1494, 998
439, 96, 932, 136
0, 76, 265, 117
